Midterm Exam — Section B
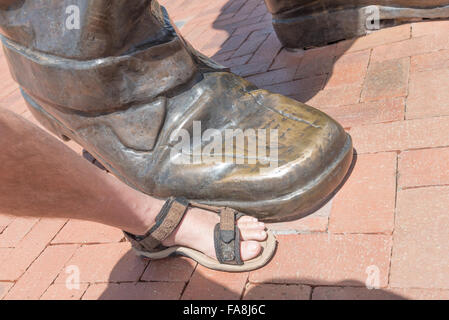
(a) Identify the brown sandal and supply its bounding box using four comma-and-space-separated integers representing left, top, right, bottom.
124, 197, 277, 272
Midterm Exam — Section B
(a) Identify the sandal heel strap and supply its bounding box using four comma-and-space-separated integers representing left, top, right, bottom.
125, 197, 189, 251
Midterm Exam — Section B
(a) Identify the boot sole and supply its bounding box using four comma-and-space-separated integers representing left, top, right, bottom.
272, 4, 449, 48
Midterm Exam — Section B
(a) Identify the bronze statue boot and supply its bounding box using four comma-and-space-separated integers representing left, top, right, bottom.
0, 0, 353, 222
264, 0, 449, 49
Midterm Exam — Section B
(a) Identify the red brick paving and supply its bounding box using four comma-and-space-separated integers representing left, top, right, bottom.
0, 282, 14, 300
407, 68, 449, 119
390, 187, 449, 289
326, 50, 371, 88
320, 97, 405, 128
336, 24, 411, 55
244, 284, 311, 300
51, 219, 124, 245
53, 243, 148, 284
0, 217, 38, 248
266, 200, 331, 234
82, 282, 185, 300
141, 257, 197, 283
398, 148, 449, 189
40, 283, 89, 300
0, 215, 13, 232
361, 57, 410, 102
4, 245, 78, 300
306, 84, 362, 108
410, 49, 449, 73
312, 287, 449, 300
0, 0, 449, 299
182, 266, 249, 300
329, 153, 397, 234
350, 116, 449, 154
249, 234, 392, 287
0, 219, 67, 282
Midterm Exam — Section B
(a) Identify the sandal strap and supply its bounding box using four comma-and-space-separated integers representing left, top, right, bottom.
126, 199, 245, 265
214, 208, 243, 266
124, 197, 189, 252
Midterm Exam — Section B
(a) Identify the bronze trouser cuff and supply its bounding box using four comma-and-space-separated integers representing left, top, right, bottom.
1, 35, 198, 113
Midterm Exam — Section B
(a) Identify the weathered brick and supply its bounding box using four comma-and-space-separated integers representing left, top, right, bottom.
398, 148, 449, 189
312, 287, 449, 300
141, 257, 196, 282
83, 282, 185, 300
40, 283, 89, 300
249, 234, 392, 287
336, 24, 411, 54
329, 152, 397, 234
245, 68, 296, 88
0, 217, 38, 248
248, 32, 282, 64
411, 20, 449, 37
0, 219, 67, 281
349, 117, 449, 154
326, 50, 371, 88
232, 61, 269, 77
407, 68, 449, 119
410, 49, 449, 73
265, 75, 326, 100
0, 282, 13, 300
232, 32, 269, 58
51, 220, 124, 245
361, 57, 410, 102
270, 48, 304, 71
295, 45, 336, 79
54, 243, 147, 283
306, 84, 361, 108
244, 284, 311, 300
319, 97, 405, 128
391, 187, 449, 289
5, 245, 78, 300
0, 89, 28, 115
182, 265, 248, 300
267, 200, 331, 233
371, 33, 449, 63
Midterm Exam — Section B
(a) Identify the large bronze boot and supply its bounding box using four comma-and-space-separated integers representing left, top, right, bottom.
265, 0, 449, 49
0, 0, 353, 222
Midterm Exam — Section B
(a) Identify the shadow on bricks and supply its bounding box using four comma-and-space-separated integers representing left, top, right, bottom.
92, 253, 407, 300
205, 0, 359, 104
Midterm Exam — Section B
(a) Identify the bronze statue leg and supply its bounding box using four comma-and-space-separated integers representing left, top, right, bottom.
264, 0, 449, 49
0, 0, 353, 222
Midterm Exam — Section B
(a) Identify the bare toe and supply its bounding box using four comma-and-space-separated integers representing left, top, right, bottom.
240, 228, 267, 241
240, 241, 262, 261
238, 218, 265, 231
238, 216, 259, 224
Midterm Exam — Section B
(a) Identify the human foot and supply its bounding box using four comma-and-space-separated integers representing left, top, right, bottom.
162, 207, 267, 261
124, 198, 277, 271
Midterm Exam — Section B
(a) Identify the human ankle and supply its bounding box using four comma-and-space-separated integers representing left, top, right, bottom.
124, 196, 165, 236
